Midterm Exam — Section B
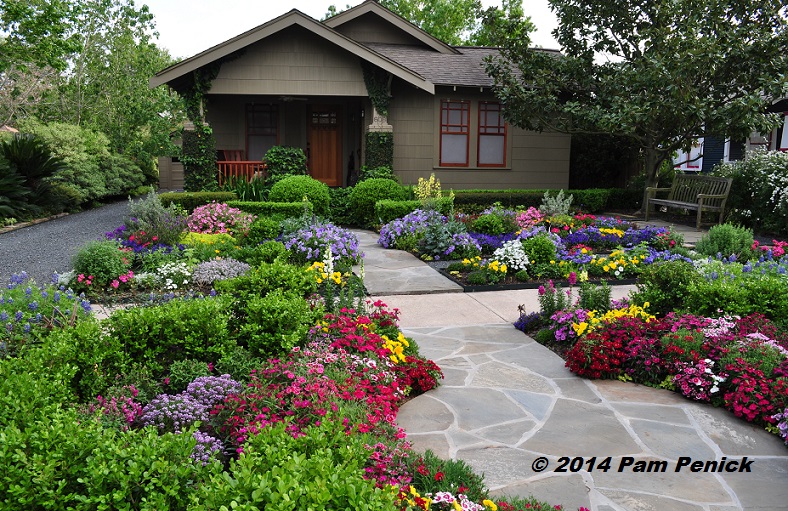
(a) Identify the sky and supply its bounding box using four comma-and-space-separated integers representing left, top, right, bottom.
142, 0, 560, 60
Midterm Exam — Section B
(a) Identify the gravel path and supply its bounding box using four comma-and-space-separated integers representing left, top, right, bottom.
0, 201, 129, 285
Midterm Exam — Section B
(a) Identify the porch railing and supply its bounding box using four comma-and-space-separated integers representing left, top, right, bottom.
217, 161, 267, 187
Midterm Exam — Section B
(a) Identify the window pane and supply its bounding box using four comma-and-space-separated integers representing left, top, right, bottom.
479, 135, 505, 165
248, 135, 277, 161
441, 134, 468, 165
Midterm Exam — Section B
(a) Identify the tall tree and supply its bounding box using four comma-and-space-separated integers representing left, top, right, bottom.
0, 0, 79, 73
484, 0, 788, 210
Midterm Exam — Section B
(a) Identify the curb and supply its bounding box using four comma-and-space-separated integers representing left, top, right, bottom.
0, 213, 70, 234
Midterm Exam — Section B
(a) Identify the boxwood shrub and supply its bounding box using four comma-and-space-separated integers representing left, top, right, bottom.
227, 200, 312, 218
268, 175, 330, 217
348, 178, 408, 227
159, 192, 237, 212
374, 197, 454, 224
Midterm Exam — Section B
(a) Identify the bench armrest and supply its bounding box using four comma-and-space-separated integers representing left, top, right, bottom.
645, 187, 671, 200
696, 193, 727, 199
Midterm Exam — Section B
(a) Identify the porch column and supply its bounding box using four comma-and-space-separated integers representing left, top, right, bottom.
365, 106, 394, 169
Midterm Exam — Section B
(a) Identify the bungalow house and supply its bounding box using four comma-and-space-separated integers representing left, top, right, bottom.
151, 0, 571, 190
673, 98, 788, 172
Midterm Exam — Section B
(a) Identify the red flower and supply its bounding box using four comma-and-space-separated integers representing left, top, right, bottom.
434, 471, 444, 481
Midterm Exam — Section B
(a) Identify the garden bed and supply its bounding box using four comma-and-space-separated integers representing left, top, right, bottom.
438, 268, 637, 292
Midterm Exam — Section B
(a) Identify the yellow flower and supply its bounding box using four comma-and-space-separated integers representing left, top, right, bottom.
603, 265, 610, 272
573, 321, 589, 336
453, 502, 462, 511
483, 500, 498, 511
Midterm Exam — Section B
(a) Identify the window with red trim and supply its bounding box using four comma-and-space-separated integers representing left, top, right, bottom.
478, 102, 506, 167
440, 100, 470, 166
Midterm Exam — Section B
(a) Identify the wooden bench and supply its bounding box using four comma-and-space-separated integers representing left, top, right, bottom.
645, 174, 733, 230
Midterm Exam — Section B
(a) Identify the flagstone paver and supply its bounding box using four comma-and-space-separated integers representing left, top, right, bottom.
360, 220, 787, 511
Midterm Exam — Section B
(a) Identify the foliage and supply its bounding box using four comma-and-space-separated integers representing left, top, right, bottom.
125, 190, 188, 247
187, 202, 256, 237
220, 175, 267, 202
190, 258, 251, 287
328, 186, 354, 225
365, 132, 394, 170
359, 165, 396, 182
361, 61, 392, 118
0, 159, 30, 219
233, 289, 324, 358
165, 359, 212, 393
694, 223, 754, 260
484, 0, 788, 210
408, 449, 489, 504
263, 146, 308, 186
537, 280, 572, 319
713, 149, 788, 237
159, 191, 237, 213
71, 240, 131, 290
415, 173, 443, 201
268, 175, 331, 217
630, 261, 701, 316
577, 281, 611, 313
227, 199, 312, 219
181, 123, 217, 191
539, 189, 574, 216
237, 216, 281, 247
349, 177, 409, 227
235, 240, 289, 267
0, 134, 66, 214
471, 205, 518, 235
105, 296, 234, 377
521, 234, 557, 265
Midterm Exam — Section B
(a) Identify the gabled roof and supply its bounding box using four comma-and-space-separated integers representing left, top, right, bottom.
150, 8, 434, 93
366, 44, 502, 88
323, 0, 459, 55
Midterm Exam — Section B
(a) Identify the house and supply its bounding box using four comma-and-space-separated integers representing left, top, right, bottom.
673, 98, 788, 172
151, 0, 570, 190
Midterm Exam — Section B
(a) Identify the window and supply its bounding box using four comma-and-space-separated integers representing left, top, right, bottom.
246, 104, 278, 161
478, 102, 506, 166
440, 100, 470, 166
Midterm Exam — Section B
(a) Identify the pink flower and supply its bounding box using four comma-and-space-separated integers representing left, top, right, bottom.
538, 285, 546, 295
111, 280, 120, 289
568, 271, 577, 286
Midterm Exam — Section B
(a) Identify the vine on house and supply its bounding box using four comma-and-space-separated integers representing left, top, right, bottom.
361, 62, 391, 118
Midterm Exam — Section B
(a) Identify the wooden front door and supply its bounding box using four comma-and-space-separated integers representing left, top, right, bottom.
308, 105, 342, 187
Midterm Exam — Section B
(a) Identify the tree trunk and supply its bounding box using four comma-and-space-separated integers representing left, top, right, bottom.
637, 147, 664, 216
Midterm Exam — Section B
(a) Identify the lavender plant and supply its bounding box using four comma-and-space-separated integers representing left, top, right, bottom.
139, 393, 209, 433
192, 430, 225, 466
185, 374, 242, 407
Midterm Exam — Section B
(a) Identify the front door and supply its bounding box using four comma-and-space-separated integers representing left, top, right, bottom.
308, 105, 342, 186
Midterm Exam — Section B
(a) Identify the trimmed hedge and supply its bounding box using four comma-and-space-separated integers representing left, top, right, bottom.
227, 200, 313, 218
160, 192, 237, 212
375, 198, 454, 225
451, 188, 638, 214
268, 176, 330, 217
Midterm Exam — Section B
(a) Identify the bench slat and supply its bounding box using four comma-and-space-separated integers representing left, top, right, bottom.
645, 174, 732, 230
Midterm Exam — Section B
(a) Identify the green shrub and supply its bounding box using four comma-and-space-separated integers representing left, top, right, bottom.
539, 189, 574, 216
102, 154, 145, 197
193, 419, 396, 510
630, 261, 701, 315
365, 132, 394, 169
227, 200, 312, 218
221, 175, 267, 202
235, 240, 289, 267
713, 149, 788, 236
105, 296, 234, 376
417, 220, 480, 260
238, 216, 281, 246
521, 235, 557, 265
72, 240, 131, 289
215, 258, 316, 299
214, 346, 264, 383
234, 289, 323, 357
348, 178, 408, 227
470, 206, 518, 235
268, 175, 330, 217
159, 191, 237, 212
686, 275, 788, 326
408, 449, 488, 504
694, 223, 755, 260
358, 165, 396, 182
263, 146, 308, 185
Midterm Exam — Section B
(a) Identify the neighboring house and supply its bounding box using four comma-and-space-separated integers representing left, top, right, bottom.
673, 98, 788, 172
151, 0, 570, 190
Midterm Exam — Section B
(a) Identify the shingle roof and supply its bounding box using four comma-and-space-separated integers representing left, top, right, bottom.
363, 43, 502, 88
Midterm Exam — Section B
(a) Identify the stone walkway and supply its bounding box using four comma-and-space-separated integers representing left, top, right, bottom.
356, 225, 788, 511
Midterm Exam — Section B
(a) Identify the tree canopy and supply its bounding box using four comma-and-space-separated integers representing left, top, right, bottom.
484, 0, 788, 206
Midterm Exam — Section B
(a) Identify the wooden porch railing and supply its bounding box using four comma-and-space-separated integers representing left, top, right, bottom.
217, 161, 267, 187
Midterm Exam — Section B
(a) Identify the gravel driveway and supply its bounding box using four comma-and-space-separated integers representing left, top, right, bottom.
0, 201, 129, 285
